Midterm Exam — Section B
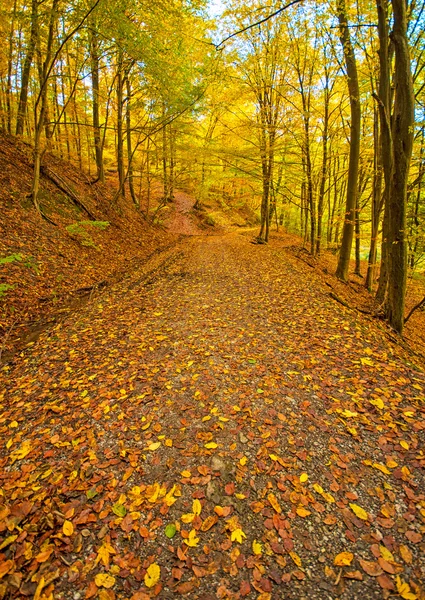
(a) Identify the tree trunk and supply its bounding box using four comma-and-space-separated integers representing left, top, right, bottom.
316, 74, 330, 255
125, 74, 137, 206
335, 0, 361, 281
16, 0, 38, 136
386, 0, 415, 333
89, 26, 104, 183
116, 49, 125, 198
375, 0, 393, 305
366, 106, 383, 291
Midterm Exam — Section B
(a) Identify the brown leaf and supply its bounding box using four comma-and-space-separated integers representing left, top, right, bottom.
377, 574, 395, 591
343, 571, 363, 581
405, 531, 422, 544
240, 580, 251, 596
201, 515, 218, 532
176, 581, 196, 594
359, 559, 383, 577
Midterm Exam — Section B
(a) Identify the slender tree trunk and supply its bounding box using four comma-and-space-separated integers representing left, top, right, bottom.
386, 0, 415, 333
125, 74, 137, 206
375, 0, 393, 305
354, 193, 361, 275
6, 0, 18, 133
31, 0, 59, 211
335, 0, 361, 281
162, 104, 170, 201
16, 0, 38, 136
316, 76, 330, 255
116, 49, 125, 198
366, 106, 383, 291
89, 26, 104, 182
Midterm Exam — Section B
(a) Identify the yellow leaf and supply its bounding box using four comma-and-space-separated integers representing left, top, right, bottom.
299, 473, 309, 483
347, 426, 358, 437
181, 470, 191, 478
239, 456, 247, 466
370, 398, 385, 410
10, 440, 32, 463
313, 483, 324, 494
164, 438, 173, 447
181, 513, 195, 524
361, 357, 374, 366
202, 415, 211, 422
400, 440, 409, 450
267, 493, 282, 514
63, 520, 74, 536
192, 499, 202, 516
341, 409, 358, 418
386, 459, 398, 469
334, 552, 354, 566
379, 545, 395, 563
184, 529, 199, 547
396, 576, 417, 600
289, 551, 302, 567
33, 576, 45, 600
144, 563, 160, 588
205, 442, 217, 449
230, 528, 246, 543
164, 485, 178, 507
296, 507, 311, 517
349, 503, 368, 521
95, 541, 116, 567
147, 442, 161, 451
252, 540, 262, 555
373, 463, 391, 475
95, 573, 116, 589
399, 545, 413, 564
323, 492, 335, 503
9, 421, 18, 428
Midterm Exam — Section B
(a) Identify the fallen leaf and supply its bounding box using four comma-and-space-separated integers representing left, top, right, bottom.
396, 576, 417, 600
63, 520, 74, 536
349, 503, 368, 521
144, 563, 160, 588
252, 540, 262, 555
334, 552, 353, 566
95, 573, 116, 589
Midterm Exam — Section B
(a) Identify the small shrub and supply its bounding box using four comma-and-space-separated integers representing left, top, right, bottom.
66, 221, 110, 248
0, 283, 14, 298
0, 253, 23, 265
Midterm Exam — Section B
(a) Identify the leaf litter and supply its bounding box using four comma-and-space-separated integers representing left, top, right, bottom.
0, 231, 424, 600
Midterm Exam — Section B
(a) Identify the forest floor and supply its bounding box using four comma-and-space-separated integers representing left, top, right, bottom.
1, 226, 425, 600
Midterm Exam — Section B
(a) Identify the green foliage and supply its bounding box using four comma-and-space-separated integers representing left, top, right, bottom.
0, 253, 39, 274
66, 221, 110, 248
0, 253, 23, 265
0, 283, 14, 298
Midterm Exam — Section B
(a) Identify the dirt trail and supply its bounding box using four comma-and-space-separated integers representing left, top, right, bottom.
164, 191, 203, 235
1, 232, 424, 600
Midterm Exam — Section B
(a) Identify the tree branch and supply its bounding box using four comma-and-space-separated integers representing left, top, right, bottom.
216, 0, 305, 48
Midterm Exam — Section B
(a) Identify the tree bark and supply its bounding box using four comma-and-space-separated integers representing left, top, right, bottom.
89, 26, 104, 183
375, 0, 393, 304
335, 0, 361, 281
16, 0, 39, 136
386, 0, 415, 333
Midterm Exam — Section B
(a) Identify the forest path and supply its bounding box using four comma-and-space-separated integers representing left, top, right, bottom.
163, 190, 204, 236
1, 232, 424, 600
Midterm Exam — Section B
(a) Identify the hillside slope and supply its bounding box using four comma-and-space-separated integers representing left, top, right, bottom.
0, 133, 176, 358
